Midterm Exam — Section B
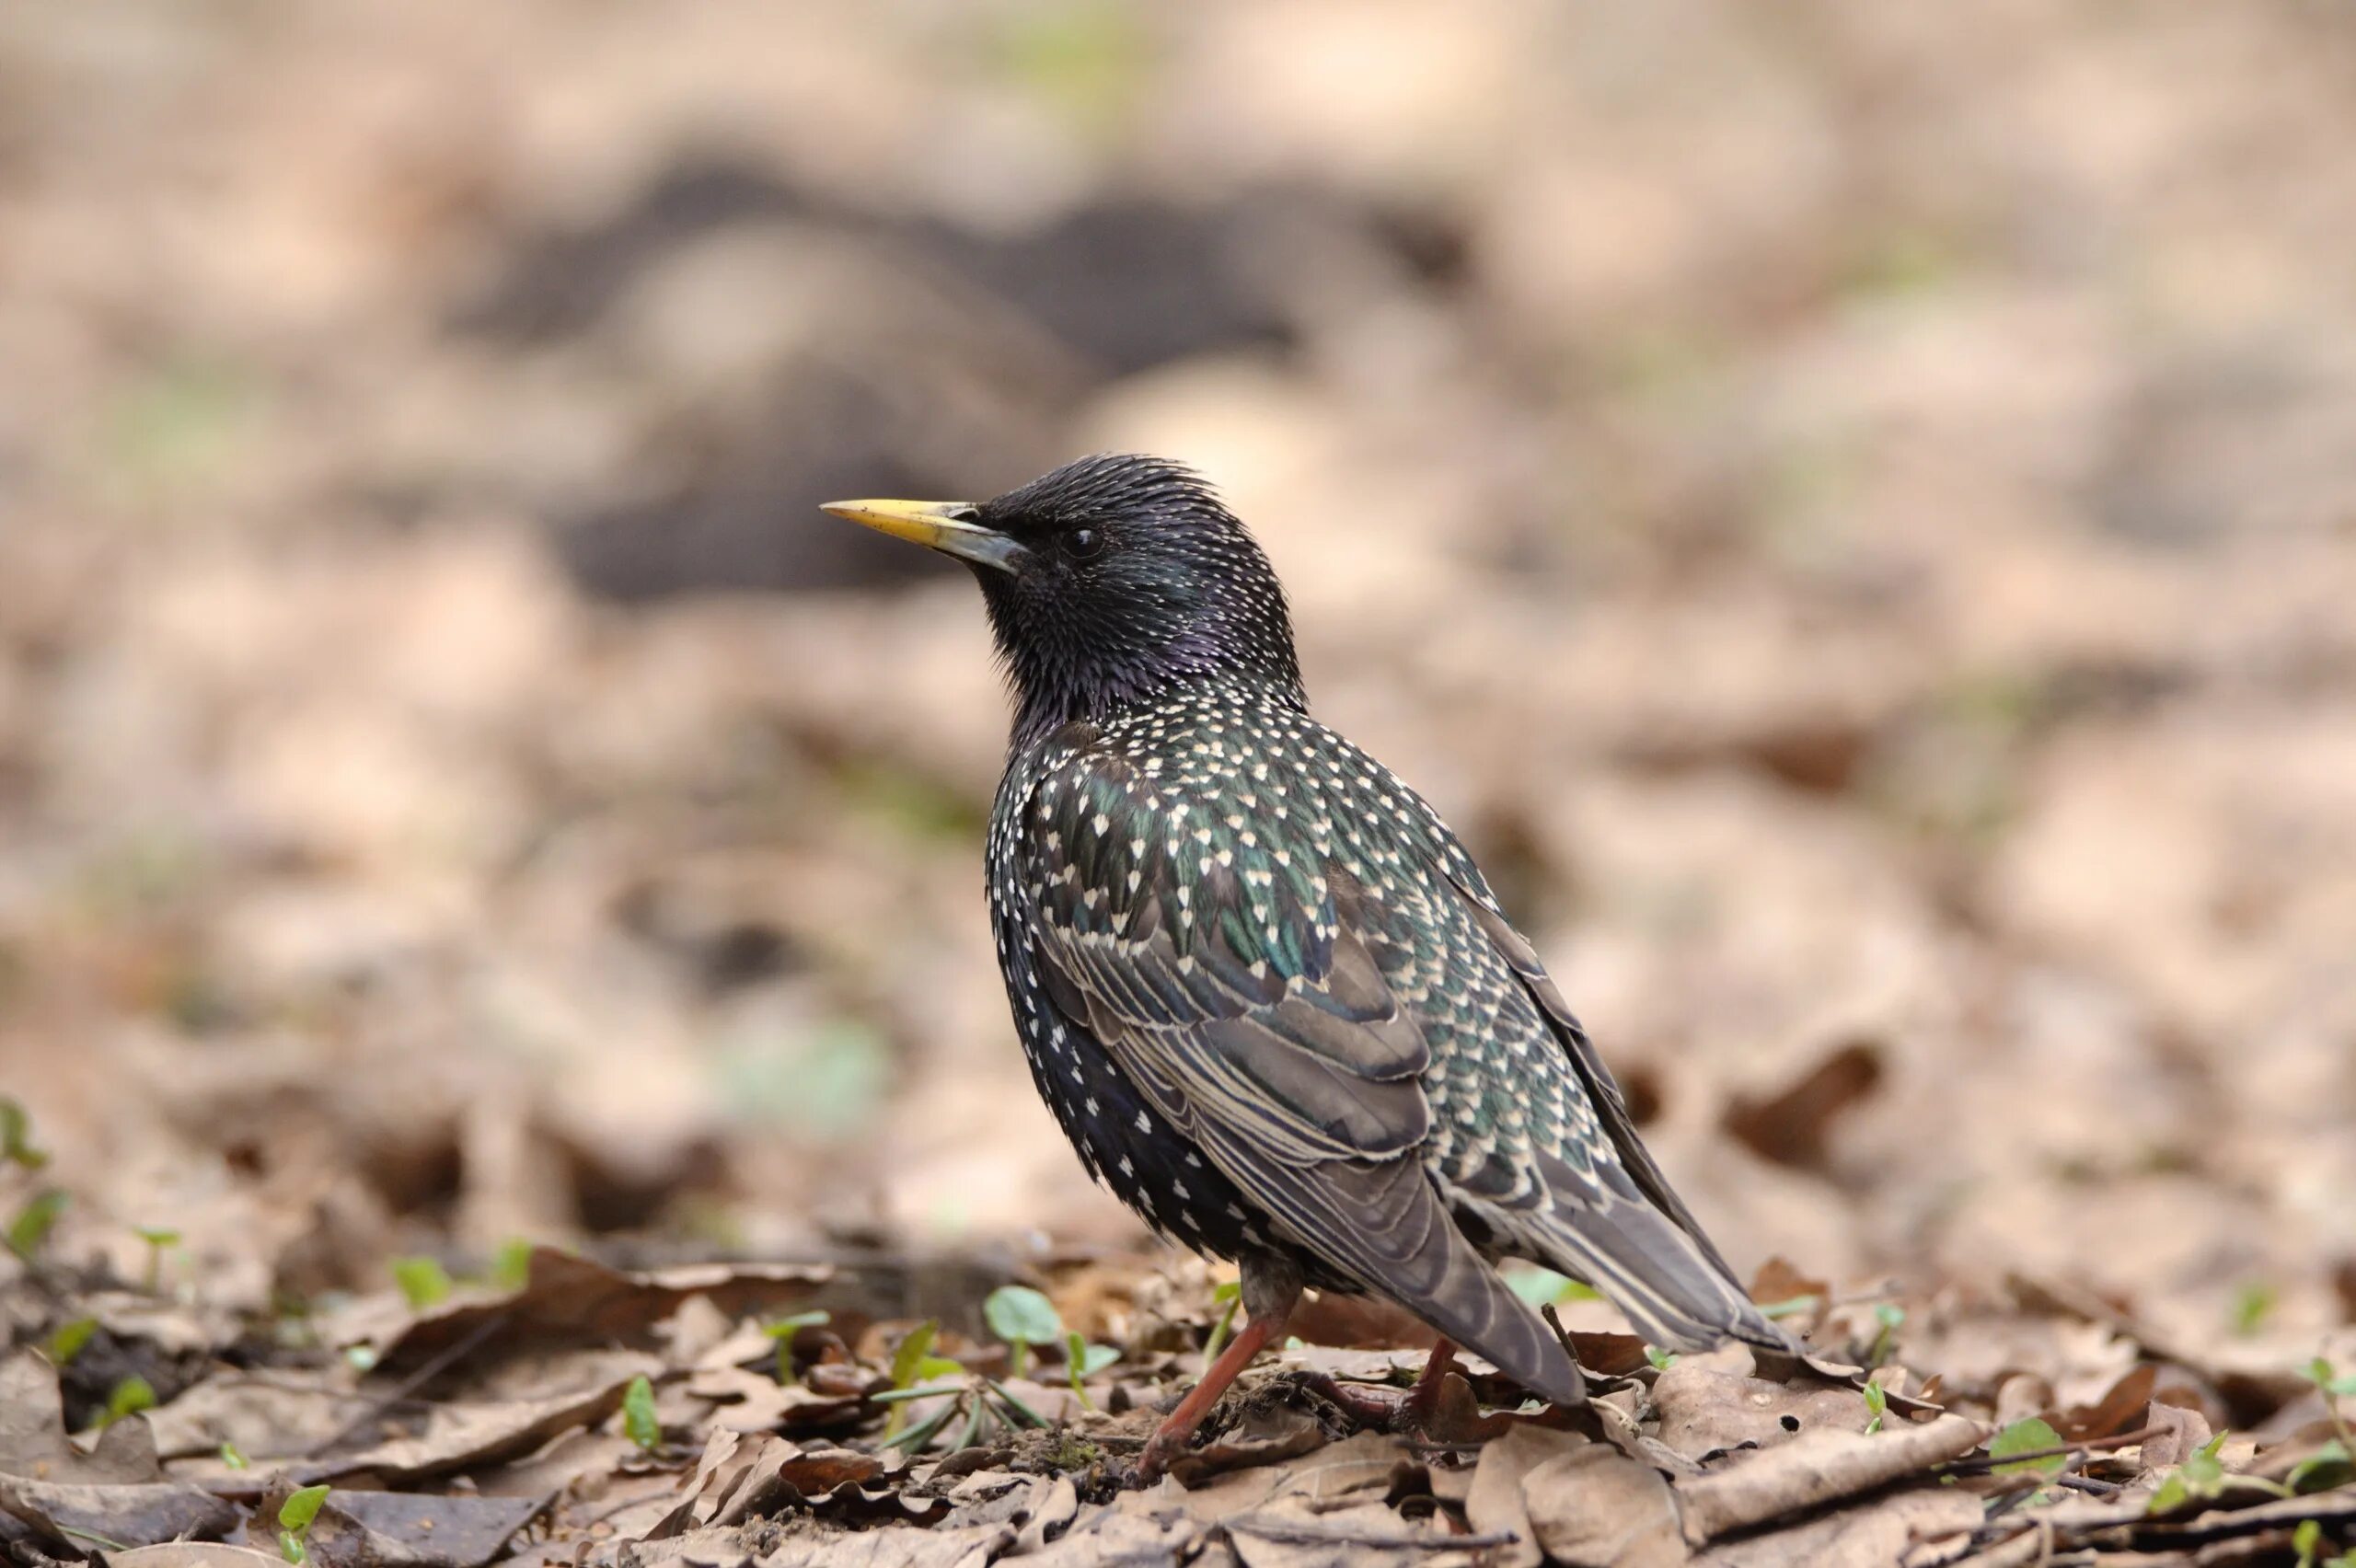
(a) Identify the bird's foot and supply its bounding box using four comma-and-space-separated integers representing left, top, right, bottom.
1288, 1366, 1524, 1446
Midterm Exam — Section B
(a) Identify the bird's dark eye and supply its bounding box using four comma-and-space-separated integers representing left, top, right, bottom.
1068, 526, 1104, 560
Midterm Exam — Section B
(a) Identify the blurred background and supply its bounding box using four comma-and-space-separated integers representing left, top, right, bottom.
2, 1, 2351, 1360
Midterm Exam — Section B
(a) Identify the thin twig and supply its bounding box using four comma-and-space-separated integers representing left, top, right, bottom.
1938, 1422, 2165, 1475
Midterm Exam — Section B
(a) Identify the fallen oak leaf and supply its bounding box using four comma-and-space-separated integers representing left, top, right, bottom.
103, 1545, 284, 1568
1464, 1424, 1588, 1568
0, 1474, 238, 1554
2049, 1363, 2155, 1443
242, 1485, 549, 1568
293, 1360, 661, 1484
1687, 1483, 1980, 1567
0, 1350, 165, 1484
1650, 1365, 1876, 1461
1523, 1444, 1688, 1567
1675, 1413, 1986, 1545
368, 1250, 830, 1373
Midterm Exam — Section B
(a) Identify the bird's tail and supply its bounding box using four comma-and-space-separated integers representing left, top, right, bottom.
1516, 1149, 1800, 1369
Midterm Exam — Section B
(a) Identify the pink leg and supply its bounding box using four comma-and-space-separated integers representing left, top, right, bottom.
1136, 1272, 1300, 1483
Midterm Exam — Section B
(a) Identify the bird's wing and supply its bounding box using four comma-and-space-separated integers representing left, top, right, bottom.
1441, 870, 1796, 1359
1017, 744, 1584, 1405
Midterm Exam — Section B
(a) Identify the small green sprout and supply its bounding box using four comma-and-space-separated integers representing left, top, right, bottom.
343, 1344, 379, 1373
2231, 1281, 2276, 1337
44, 1317, 97, 1366
1862, 1378, 1887, 1435
101, 1377, 156, 1426
2147, 1431, 2230, 1515
6, 1190, 67, 1259
1064, 1330, 1118, 1412
278, 1483, 330, 1563
220, 1441, 248, 1470
489, 1239, 535, 1293
1867, 1302, 1905, 1366
1988, 1416, 2063, 1476
761, 1310, 832, 1381
2285, 1439, 2351, 1496
984, 1285, 1063, 1378
1202, 1281, 1243, 1363
134, 1228, 181, 1293
621, 1375, 661, 1451
2309, 1356, 2356, 1450
1645, 1345, 1676, 1372
391, 1256, 453, 1310
0, 1098, 49, 1170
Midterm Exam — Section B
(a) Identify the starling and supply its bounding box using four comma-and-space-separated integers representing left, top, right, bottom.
823, 455, 1793, 1478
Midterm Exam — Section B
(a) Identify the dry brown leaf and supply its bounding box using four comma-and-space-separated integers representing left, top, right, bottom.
242, 1483, 548, 1568
1688, 1485, 1980, 1567
297, 1358, 660, 1484
1227, 1495, 1484, 1568
0, 1349, 163, 1484
0, 1474, 239, 1554
374, 1250, 830, 1370
1651, 1365, 1873, 1461
1522, 1444, 1689, 1567
107, 1546, 286, 1568
681, 1366, 867, 1435
1674, 1413, 1986, 1545
2136, 1400, 2215, 1470
2049, 1362, 2154, 1441
1168, 1401, 1328, 1488
1464, 1423, 1589, 1568
147, 1374, 364, 1466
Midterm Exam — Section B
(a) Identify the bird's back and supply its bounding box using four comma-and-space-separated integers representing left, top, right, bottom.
990, 674, 1787, 1368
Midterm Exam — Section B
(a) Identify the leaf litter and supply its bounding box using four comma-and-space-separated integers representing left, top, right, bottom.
6, 1239, 2354, 1568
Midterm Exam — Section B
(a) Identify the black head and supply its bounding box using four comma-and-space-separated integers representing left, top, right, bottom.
824, 455, 1302, 744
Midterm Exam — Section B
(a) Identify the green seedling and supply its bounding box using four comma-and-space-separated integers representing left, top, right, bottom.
278, 1483, 330, 1563
872, 1317, 1052, 1455
1989, 1417, 2064, 1476
489, 1239, 535, 1293
621, 1375, 661, 1452
984, 1285, 1063, 1379
1064, 1330, 1118, 1412
220, 1441, 248, 1470
2147, 1431, 2230, 1515
2308, 1356, 2356, 1450
1866, 1302, 1905, 1367
101, 1377, 156, 1426
391, 1256, 453, 1310
1645, 1345, 1676, 1372
2292, 1516, 2356, 1568
44, 1317, 97, 1366
133, 1228, 181, 1293
6, 1190, 66, 1259
882, 1322, 961, 1440
1202, 1281, 1243, 1363
0, 1098, 48, 1169
2231, 1281, 2276, 1337
762, 1311, 832, 1382
2286, 1439, 2351, 1496
1863, 1378, 1888, 1435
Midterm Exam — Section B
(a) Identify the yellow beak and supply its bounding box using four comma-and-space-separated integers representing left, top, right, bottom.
819, 498, 1028, 572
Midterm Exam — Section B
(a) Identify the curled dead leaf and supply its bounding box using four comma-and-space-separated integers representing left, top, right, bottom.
1674, 1413, 1986, 1545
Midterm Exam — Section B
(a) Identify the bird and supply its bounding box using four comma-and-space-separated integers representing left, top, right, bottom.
821, 454, 1794, 1480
